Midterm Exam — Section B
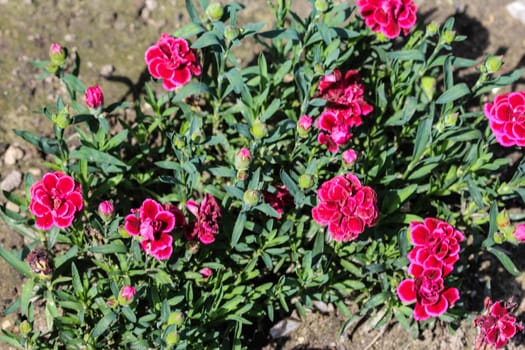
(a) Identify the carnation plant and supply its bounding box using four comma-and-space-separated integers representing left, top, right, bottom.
1, 0, 524, 348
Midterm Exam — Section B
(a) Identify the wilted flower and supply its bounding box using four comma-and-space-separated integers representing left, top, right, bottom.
145, 33, 201, 91
397, 265, 460, 321
474, 297, 523, 349
125, 199, 177, 260
85, 85, 104, 110
356, 0, 417, 39
312, 173, 378, 241
29, 171, 83, 230
484, 91, 525, 147
25, 248, 52, 276
186, 194, 222, 244
262, 185, 293, 219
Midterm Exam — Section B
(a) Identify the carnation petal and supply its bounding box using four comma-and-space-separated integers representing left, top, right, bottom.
56, 176, 75, 194
442, 288, 460, 306
397, 279, 416, 303
425, 295, 448, 317
414, 304, 430, 321
35, 214, 54, 230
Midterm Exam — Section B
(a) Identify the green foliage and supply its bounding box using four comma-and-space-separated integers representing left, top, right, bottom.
1, 1, 523, 349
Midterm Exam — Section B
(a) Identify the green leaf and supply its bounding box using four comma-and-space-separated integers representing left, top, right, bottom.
70, 146, 128, 170
386, 49, 425, 62
412, 117, 432, 160
71, 263, 83, 296
191, 32, 221, 49
62, 74, 86, 93
487, 246, 520, 276
13, 129, 61, 156
89, 240, 127, 254
20, 279, 34, 317
185, 0, 201, 24
482, 201, 498, 248
436, 83, 470, 104
90, 311, 117, 339
0, 246, 32, 276
172, 82, 210, 102
54, 246, 78, 269
381, 184, 418, 215
173, 23, 204, 38
231, 212, 246, 247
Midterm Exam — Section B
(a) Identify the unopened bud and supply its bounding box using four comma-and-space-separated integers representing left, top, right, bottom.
342, 149, 357, 166
298, 174, 314, 189
85, 85, 104, 112
118, 285, 136, 305
168, 311, 184, 326
206, 2, 224, 21
234, 148, 252, 171
420, 76, 436, 100
51, 108, 70, 129
314, 0, 329, 12
243, 189, 259, 207
224, 25, 240, 41
497, 210, 510, 230
166, 329, 180, 345
426, 22, 439, 36
297, 115, 313, 138
19, 320, 31, 335
442, 30, 456, 44
443, 112, 458, 127
98, 200, 114, 221
485, 55, 503, 74
49, 43, 66, 67
250, 119, 267, 139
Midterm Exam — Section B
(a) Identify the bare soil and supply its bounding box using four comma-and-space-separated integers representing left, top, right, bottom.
1, 0, 525, 349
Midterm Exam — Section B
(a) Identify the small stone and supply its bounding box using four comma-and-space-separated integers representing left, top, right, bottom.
507, 1, 525, 25
28, 167, 42, 177
269, 318, 301, 339
4, 144, 24, 165
100, 64, 115, 78
6, 201, 19, 213
1, 170, 22, 192
312, 300, 333, 314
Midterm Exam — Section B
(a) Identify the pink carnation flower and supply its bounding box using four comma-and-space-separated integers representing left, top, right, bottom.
484, 91, 525, 147
298, 115, 313, 131
514, 223, 525, 242
357, 0, 417, 39
342, 149, 358, 165
145, 33, 202, 91
119, 285, 136, 303
85, 85, 104, 109
316, 69, 373, 151
312, 174, 378, 241
29, 171, 84, 230
397, 264, 460, 321
474, 297, 523, 349
407, 218, 464, 277
125, 199, 177, 260
186, 194, 222, 244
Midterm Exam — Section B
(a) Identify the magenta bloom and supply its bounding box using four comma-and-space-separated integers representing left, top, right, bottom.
298, 115, 313, 131
29, 171, 83, 230
85, 85, 104, 109
186, 194, 222, 244
397, 264, 460, 321
484, 91, 525, 147
357, 0, 417, 39
342, 149, 358, 165
145, 33, 202, 91
312, 174, 378, 241
475, 298, 523, 349
98, 200, 114, 220
407, 218, 464, 277
50, 43, 62, 55
200, 267, 212, 281
262, 185, 293, 220
514, 223, 525, 242
125, 199, 176, 260
316, 69, 373, 151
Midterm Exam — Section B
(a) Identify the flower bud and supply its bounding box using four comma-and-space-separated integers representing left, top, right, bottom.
442, 30, 456, 44
118, 285, 136, 305
297, 115, 313, 138
485, 55, 503, 74
250, 119, 267, 139
106, 296, 118, 308
426, 22, 439, 36
314, 0, 329, 12
98, 200, 114, 221
298, 174, 314, 189
168, 311, 184, 326
420, 76, 436, 100
443, 112, 458, 127
19, 320, 31, 335
243, 189, 259, 207
200, 267, 212, 281
51, 108, 70, 129
166, 330, 180, 345
186, 240, 200, 255
206, 2, 224, 21
234, 148, 252, 171
497, 210, 510, 230
49, 43, 66, 67
236, 170, 248, 181
224, 25, 240, 41
342, 149, 357, 166
85, 85, 104, 111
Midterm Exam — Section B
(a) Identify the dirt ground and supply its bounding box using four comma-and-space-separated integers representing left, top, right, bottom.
1, 0, 525, 349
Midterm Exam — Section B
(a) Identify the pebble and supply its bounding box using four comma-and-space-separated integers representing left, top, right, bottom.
3, 144, 24, 165
269, 318, 301, 339
507, 1, 525, 25
100, 64, 115, 78
6, 201, 19, 213
1, 170, 22, 192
